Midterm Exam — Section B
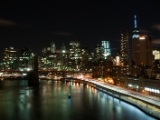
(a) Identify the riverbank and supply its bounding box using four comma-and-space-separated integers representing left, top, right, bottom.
62, 78, 160, 119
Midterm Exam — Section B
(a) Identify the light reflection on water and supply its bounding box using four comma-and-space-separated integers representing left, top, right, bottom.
0, 80, 156, 120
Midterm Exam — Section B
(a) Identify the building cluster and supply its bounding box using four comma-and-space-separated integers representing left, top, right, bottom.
1, 15, 160, 91
38, 40, 111, 72
1, 47, 34, 71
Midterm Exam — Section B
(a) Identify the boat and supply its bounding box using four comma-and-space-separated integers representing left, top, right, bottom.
68, 94, 71, 98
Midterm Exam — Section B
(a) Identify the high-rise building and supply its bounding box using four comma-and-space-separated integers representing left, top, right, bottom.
69, 40, 81, 59
101, 41, 111, 59
120, 30, 129, 63
2, 47, 18, 70
19, 47, 33, 71
132, 15, 152, 66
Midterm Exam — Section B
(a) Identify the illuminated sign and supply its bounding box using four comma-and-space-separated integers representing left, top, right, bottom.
139, 36, 145, 40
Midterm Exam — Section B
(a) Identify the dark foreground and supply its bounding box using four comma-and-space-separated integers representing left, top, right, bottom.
0, 80, 156, 120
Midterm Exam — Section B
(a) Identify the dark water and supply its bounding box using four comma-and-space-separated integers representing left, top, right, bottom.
0, 80, 156, 120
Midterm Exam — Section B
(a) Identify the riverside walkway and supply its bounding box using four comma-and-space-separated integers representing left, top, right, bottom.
71, 78, 160, 119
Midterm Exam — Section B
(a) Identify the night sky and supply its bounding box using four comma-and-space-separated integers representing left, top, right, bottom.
0, 1, 160, 60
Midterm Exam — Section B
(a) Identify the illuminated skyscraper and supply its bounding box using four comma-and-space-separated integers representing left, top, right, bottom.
19, 47, 33, 71
132, 15, 152, 66
2, 47, 18, 70
101, 41, 111, 59
69, 40, 81, 59
120, 30, 129, 63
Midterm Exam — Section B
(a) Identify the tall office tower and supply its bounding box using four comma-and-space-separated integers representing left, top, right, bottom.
50, 41, 56, 53
120, 30, 129, 63
101, 41, 111, 59
69, 40, 81, 59
2, 47, 18, 70
132, 15, 152, 66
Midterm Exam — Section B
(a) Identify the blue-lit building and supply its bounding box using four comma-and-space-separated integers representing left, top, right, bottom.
101, 41, 111, 59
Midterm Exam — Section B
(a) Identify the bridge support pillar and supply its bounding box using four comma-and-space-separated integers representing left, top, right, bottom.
28, 55, 39, 86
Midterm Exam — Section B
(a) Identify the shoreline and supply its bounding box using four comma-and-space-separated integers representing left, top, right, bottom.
62, 78, 160, 119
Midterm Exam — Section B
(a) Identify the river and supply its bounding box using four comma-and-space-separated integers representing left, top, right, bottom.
0, 80, 156, 120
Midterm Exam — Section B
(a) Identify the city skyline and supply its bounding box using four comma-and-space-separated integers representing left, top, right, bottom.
0, 1, 160, 60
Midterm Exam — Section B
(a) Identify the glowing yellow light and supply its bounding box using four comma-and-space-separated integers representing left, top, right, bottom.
139, 36, 145, 40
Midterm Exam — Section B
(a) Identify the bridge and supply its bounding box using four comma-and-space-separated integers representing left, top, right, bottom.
0, 55, 93, 86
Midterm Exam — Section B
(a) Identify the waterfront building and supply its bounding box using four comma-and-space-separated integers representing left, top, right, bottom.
2, 47, 18, 70
19, 47, 33, 71
112, 65, 125, 86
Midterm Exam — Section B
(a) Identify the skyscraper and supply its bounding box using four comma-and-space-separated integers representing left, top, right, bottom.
132, 15, 152, 66
2, 47, 18, 70
120, 30, 129, 63
69, 40, 81, 59
101, 41, 111, 59
132, 15, 139, 39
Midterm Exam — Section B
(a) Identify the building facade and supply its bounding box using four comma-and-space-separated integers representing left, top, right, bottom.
120, 30, 129, 64
101, 41, 111, 59
132, 15, 152, 66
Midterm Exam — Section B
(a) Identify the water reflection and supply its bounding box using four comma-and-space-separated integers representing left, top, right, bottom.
0, 80, 156, 120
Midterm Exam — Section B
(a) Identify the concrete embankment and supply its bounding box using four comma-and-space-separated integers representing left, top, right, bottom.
62, 78, 160, 119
